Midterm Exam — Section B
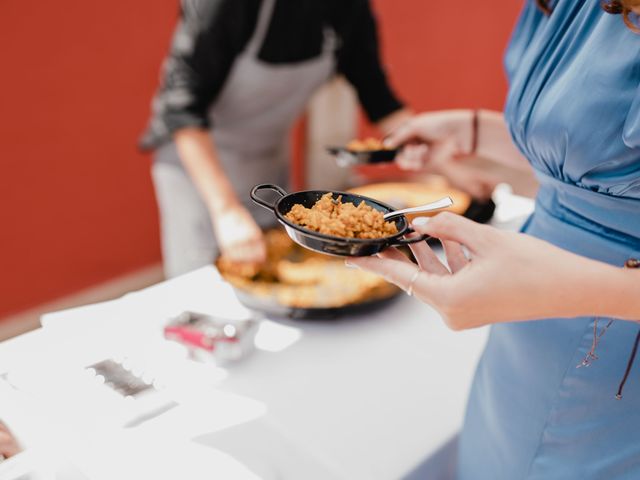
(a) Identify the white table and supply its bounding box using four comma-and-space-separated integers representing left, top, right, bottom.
0, 192, 534, 480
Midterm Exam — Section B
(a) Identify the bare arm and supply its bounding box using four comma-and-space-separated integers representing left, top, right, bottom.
348, 213, 640, 329
174, 128, 238, 213
174, 128, 266, 264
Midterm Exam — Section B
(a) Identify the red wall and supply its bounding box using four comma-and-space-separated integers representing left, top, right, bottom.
0, 1, 179, 318
372, 1, 522, 113
0, 1, 522, 319
355, 0, 523, 178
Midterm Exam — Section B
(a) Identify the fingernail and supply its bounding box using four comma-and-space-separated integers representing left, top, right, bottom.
345, 261, 357, 269
412, 217, 430, 227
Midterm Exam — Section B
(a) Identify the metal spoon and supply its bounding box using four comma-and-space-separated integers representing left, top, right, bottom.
383, 196, 454, 221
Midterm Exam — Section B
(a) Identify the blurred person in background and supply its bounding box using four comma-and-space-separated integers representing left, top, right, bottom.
140, 0, 412, 277
349, 1, 640, 478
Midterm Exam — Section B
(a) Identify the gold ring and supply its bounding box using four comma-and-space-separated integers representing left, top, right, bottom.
406, 268, 421, 297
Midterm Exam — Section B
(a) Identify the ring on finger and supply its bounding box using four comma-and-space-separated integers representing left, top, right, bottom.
406, 268, 422, 297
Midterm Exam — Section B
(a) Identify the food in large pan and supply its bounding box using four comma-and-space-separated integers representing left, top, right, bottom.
348, 181, 496, 224
216, 229, 400, 319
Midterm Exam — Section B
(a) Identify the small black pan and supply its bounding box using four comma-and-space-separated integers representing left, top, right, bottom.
326, 147, 398, 167
250, 184, 429, 257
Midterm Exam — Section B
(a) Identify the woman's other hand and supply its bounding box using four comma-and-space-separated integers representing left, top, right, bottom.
212, 203, 267, 266
386, 109, 531, 173
385, 110, 474, 171
376, 108, 414, 136
0, 422, 21, 459
346, 213, 616, 330
385, 110, 501, 200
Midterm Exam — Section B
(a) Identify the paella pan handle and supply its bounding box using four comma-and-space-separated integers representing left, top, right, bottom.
389, 229, 430, 247
250, 184, 288, 212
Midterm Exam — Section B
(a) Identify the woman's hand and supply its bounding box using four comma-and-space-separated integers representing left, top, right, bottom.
211, 203, 266, 266
385, 110, 499, 199
386, 109, 531, 173
376, 108, 414, 136
346, 213, 630, 330
0, 422, 21, 459
385, 110, 474, 171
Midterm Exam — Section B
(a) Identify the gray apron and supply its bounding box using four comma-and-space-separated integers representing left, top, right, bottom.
152, 0, 336, 277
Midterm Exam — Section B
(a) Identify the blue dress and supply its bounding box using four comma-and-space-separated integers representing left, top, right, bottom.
457, 2, 640, 479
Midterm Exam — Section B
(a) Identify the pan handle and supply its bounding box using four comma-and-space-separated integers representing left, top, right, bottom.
389, 229, 430, 247
250, 184, 288, 211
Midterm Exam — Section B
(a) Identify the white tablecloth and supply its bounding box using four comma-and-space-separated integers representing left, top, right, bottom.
0, 192, 534, 480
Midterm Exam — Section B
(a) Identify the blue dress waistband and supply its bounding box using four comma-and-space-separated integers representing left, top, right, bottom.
534, 171, 640, 249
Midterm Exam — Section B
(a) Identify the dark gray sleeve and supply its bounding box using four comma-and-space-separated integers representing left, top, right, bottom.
336, 0, 404, 123
139, 0, 249, 150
